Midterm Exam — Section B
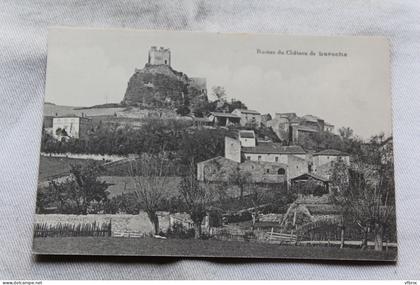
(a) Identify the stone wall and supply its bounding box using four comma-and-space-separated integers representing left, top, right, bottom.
197, 156, 288, 184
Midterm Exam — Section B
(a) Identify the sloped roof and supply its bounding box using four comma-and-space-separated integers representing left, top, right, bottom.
192, 117, 211, 122
276, 112, 297, 119
296, 125, 319, 132
209, 112, 240, 118
197, 156, 239, 166
302, 114, 322, 123
313, 149, 349, 156
291, 172, 330, 183
234, 109, 261, 115
242, 143, 306, 155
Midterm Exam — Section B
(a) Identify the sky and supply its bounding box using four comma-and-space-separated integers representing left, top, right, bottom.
45, 28, 392, 139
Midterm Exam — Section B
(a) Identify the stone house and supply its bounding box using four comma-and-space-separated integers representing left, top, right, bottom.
267, 112, 334, 143
312, 149, 350, 178
231, 109, 262, 127
196, 156, 288, 185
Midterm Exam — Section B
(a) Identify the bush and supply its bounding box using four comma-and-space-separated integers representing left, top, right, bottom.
166, 222, 195, 239
104, 193, 140, 214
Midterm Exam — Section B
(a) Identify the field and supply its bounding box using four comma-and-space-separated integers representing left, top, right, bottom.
32, 237, 397, 261
38, 156, 101, 181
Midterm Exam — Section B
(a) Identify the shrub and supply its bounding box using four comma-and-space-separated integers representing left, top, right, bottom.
166, 222, 195, 239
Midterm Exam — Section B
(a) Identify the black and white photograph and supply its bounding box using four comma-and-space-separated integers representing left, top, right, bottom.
32, 28, 397, 261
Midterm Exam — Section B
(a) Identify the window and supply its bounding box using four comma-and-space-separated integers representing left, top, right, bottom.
258, 156, 262, 161
275, 157, 279, 162
278, 168, 285, 175
246, 156, 250, 160
266, 169, 270, 174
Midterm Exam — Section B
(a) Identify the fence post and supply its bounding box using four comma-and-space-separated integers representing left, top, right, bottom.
270, 227, 274, 242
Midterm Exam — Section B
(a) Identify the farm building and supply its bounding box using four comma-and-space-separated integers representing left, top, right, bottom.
52, 115, 92, 140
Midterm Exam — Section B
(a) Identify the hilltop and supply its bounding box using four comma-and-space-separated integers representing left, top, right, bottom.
122, 64, 208, 112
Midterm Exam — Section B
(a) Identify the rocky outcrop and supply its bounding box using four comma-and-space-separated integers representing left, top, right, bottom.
122, 64, 207, 110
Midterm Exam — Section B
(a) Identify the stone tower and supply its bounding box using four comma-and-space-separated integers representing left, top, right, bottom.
148, 46, 171, 66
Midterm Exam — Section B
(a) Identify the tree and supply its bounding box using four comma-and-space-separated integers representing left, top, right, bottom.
69, 162, 109, 215
358, 134, 395, 251
39, 161, 108, 215
331, 135, 395, 251
339, 127, 354, 140
177, 128, 235, 172
227, 99, 247, 112
228, 166, 252, 200
178, 160, 214, 239
330, 161, 351, 249
211, 86, 227, 102
129, 153, 171, 235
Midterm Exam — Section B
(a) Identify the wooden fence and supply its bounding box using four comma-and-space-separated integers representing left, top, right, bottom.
34, 221, 112, 238
265, 228, 297, 244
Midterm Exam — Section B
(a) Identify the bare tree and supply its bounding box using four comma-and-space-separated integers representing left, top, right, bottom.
228, 166, 252, 200
129, 153, 171, 235
338, 127, 354, 140
179, 160, 214, 239
211, 86, 226, 102
332, 135, 395, 251
330, 160, 351, 249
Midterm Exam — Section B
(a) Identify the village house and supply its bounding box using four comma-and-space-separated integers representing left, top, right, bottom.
290, 172, 331, 196
231, 109, 262, 127
207, 112, 241, 127
200, 130, 310, 185
196, 155, 288, 185
267, 112, 334, 143
240, 141, 308, 180
238, 130, 256, 147
52, 115, 92, 140
312, 149, 350, 178
198, 128, 351, 197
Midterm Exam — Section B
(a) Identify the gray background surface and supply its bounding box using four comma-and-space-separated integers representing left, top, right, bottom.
0, 0, 419, 280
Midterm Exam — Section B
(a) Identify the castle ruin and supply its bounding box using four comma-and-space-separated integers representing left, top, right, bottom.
148, 46, 171, 66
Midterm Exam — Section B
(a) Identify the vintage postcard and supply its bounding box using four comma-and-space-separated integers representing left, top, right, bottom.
33, 27, 397, 261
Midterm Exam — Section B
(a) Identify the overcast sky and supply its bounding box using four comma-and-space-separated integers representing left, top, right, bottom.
45, 28, 392, 139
